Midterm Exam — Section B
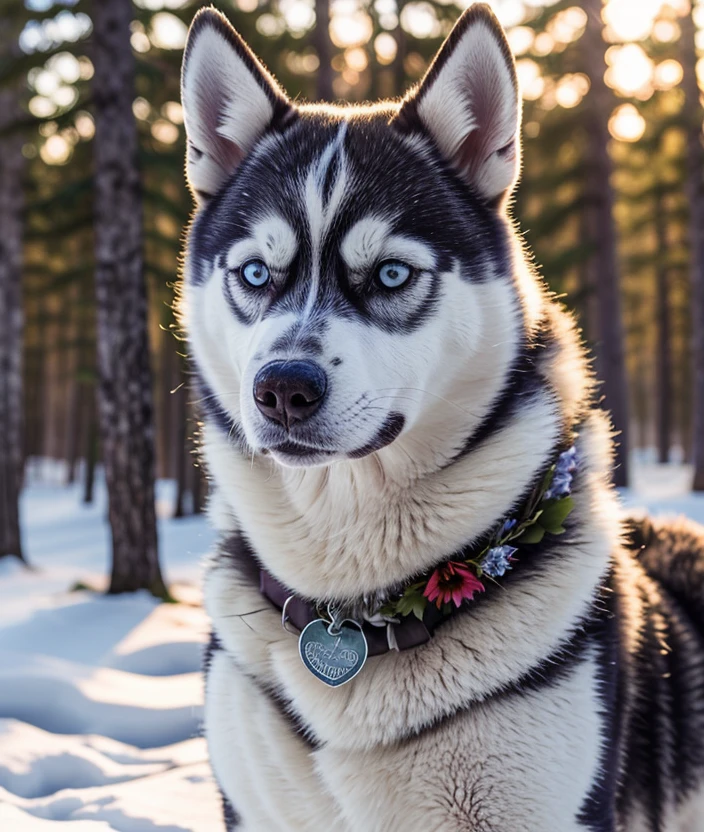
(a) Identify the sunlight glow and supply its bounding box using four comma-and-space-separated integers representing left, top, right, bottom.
493, 0, 529, 29
652, 19, 680, 42
374, 32, 398, 65
149, 12, 187, 50
78, 57, 93, 81
532, 32, 555, 56
285, 52, 320, 74
133, 0, 190, 8
132, 98, 151, 121
605, 44, 654, 98
330, 11, 373, 47
555, 73, 590, 108
50, 53, 80, 84
41, 134, 71, 165
20, 11, 92, 54
609, 103, 646, 142
28, 96, 56, 118
163, 102, 184, 124
345, 47, 369, 72
547, 7, 587, 45
74, 112, 95, 140
516, 58, 544, 101
603, 0, 662, 42
33, 69, 59, 97
400, 3, 442, 38
507, 26, 534, 56
131, 31, 151, 53
654, 59, 684, 90
151, 119, 179, 144
52, 86, 78, 109
280, 0, 315, 34
257, 15, 286, 37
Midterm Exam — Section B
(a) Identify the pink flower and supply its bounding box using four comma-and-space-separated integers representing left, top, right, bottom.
423, 561, 485, 609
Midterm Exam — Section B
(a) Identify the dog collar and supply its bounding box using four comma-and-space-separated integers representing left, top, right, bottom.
259, 568, 436, 655
258, 442, 579, 687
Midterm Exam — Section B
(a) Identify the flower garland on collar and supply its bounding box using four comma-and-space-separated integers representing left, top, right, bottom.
379, 445, 579, 621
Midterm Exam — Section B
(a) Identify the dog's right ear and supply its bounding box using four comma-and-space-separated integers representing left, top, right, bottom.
392, 3, 521, 203
181, 8, 294, 204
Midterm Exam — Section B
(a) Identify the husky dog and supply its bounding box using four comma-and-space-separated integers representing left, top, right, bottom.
179, 5, 704, 830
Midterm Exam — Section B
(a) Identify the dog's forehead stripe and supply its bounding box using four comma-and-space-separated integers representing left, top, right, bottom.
301, 122, 349, 323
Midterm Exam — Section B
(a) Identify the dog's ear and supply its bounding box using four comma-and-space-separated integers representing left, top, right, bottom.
181, 8, 294, 204
393, 3, 521, 202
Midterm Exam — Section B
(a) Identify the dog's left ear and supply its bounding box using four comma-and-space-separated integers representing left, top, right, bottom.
393, 3, 521, 202
180, 8, 294, 204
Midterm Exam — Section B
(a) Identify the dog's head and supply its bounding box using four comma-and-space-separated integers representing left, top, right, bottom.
181, 4, 529, 469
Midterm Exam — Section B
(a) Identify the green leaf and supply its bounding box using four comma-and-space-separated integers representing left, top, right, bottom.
410, 595, 428, 621
517, 524, 546, 544
538, 497, 574, 535
396, 589, 427, 619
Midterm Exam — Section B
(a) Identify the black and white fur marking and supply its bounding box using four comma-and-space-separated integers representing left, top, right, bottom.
179, 6, 704, 830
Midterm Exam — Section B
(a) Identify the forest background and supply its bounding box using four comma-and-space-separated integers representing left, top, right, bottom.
1, 0, 704, 595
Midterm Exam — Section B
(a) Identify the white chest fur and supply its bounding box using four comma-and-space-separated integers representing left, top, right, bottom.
205, 641, 604, 831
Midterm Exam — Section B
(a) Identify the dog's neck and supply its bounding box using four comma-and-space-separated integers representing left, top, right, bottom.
203, 297, 595, 602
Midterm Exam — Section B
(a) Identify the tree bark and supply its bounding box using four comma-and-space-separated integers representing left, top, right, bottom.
0, 17, 26, 562
92, 0, 166, 597
314, 0, 333, 101
392, 0, 408, 97
681, 8, 704, 489
654, 188, 672, 465
83, 388, 98, 505
581, 0, 630, 487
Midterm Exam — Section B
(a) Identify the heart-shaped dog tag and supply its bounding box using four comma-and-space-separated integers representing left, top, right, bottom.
298, 618, 368, 687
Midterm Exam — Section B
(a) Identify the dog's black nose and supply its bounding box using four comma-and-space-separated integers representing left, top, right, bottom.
253, 360, 327, 428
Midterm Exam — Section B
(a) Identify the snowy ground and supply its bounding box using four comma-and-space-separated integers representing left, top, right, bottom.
1, 457, 703, 831
0, 466, 219, 831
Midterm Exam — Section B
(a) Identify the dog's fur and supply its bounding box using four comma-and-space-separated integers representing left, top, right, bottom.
179, 6, 704, 830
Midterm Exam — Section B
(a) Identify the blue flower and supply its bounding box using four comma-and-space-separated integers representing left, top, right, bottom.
482, 545, 517, 578
499, 518, 517, 538
545, 446, 578, 500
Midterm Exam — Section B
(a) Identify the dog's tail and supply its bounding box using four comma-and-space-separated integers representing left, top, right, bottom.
623, 512, 704, 628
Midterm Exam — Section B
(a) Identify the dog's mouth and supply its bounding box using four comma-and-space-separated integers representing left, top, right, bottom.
266, 441, 338, 467
262, 413, 406, 467
271, 441, 337, 457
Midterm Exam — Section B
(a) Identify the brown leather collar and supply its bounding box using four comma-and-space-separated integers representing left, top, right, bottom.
259, 569, 440, 656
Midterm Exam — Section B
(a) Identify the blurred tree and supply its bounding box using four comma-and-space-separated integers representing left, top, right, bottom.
681, 3, 704, 489
581, 0, 630, 486
654, 185, 672, 464
92, 0, 166, 597
0, 5, 27, 563
314, 0, 333, 100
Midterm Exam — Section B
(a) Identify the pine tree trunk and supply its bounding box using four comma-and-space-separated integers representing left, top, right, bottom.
581, 0, 630, 487
654, 189, 672, 464
0, 18, 26, 562
314, 0, 333, 101
192, 456, 205, 515
83, 388, 98, 505
393, 1, 408, 97
681, 9, 704, 490
92, 0, 166, 597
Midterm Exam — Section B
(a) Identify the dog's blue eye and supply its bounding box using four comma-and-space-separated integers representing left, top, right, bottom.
241, 259, 270, 288
376, 261, 412, 290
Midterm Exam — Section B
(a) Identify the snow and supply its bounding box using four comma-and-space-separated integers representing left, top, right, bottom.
1, 458, 703, 830
0, 472, 220, 831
